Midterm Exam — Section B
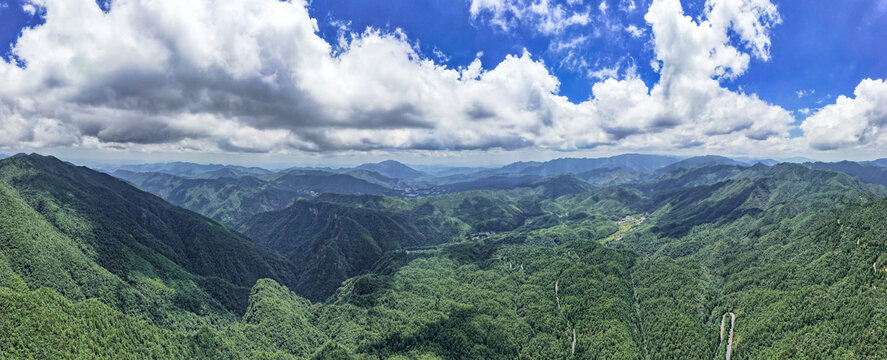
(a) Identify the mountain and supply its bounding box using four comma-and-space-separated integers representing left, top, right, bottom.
505, 154, 680, 176
0, 154, 298, 320
806, 161, 887, 187
411, 165, 491, 177
114, 161, 272, 179
3, 155, 887, 359
238, 197, 454, 301
0, 154, 8, 160
655, 155, 746, 174
114, 168, 401, 226
576, 167, 644, 186
532, 174, 594, 198
862, 158, 887, 167
355, 160, 428, 179
432, 154, 680, 185
436, 174, 544, 193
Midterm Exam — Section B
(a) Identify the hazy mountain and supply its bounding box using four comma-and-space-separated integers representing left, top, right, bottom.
655, 155, 747, 173
355, 160, 428, 180
861, 158, 887, 167
114, 168, 401, 226
576, 167, 644, 186
507, 154, 681, 176
410, 165, 492, 177
805, 161, 887, 187
114, 161, 272, 178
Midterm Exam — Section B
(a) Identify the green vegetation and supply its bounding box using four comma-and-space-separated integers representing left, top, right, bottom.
2, 154, 886, 359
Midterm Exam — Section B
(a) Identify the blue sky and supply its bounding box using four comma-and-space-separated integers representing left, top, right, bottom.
308, 0, 886, 118
0, 0, 886, 166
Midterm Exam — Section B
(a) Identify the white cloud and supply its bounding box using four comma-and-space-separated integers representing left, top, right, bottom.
0, 0, 810, 157
624, 24, 645, 37
588, 65, 620, 80
469, 0, 591, 35
796, 89, 814, 98
22, 3, 36, 15
599, 1, 608, 14
801, 78, 887, 150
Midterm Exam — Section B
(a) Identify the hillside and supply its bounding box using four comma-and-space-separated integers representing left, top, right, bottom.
0, 154, 298, 322
239, 198, 452, 301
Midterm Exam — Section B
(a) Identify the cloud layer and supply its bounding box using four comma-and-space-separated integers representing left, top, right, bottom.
0, 0, 879, 156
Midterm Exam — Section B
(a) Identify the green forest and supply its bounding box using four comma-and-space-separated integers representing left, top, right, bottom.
1, 154, 885, 359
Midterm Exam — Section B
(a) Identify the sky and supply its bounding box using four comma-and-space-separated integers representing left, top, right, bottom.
0, 0, 885, 167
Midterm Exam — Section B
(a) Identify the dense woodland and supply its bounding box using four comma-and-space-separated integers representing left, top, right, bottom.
1, 153, 885, 359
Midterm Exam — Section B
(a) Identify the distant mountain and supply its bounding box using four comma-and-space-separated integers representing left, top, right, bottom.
733, 157, 780, 166
861, 158, 887, 167
114, 161, 272, 178
779, 156, 818, 163
0, 154, 298, 319
434, 154, 680, 184
437, 174, 544, 193
343, 169, 433, 189
804, 161, 887, 187
0, 154, 8, 160
576, 167, 644, 186
655, 155, 747, 174
642, 163, 884, 238
355, 160, 427, 179
513, 154, 681, 176
114, 168, 401, 226
532, 174, 594, 198
410, 165, 491, 177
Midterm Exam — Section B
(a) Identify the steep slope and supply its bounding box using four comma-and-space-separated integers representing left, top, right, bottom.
645, 163, 885, 238
0, 154, 297, 320
239, 198, 452, 301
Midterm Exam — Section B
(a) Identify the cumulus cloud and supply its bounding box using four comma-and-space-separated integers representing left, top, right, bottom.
0, 0, 805, 155
801, 78, 887, 150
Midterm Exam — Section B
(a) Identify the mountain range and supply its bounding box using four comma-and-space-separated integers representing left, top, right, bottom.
1, 153, 885, 359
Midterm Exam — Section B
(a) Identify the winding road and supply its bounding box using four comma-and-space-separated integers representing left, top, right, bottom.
719, 312, 736, 360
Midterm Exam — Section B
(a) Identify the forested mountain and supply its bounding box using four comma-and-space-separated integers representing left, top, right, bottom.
114, 168, 402, 226
3, 153, 886, 359
0, 154, 298, 324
